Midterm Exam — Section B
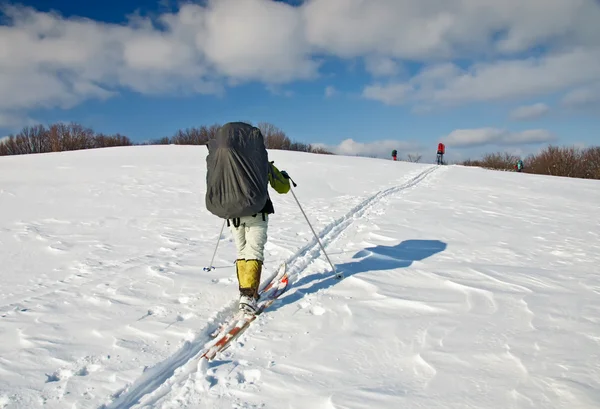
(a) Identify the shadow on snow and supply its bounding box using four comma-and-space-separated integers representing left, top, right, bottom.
273, 239, 447, 311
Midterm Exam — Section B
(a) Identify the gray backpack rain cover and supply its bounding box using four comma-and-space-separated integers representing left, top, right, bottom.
205, 122, 269, 219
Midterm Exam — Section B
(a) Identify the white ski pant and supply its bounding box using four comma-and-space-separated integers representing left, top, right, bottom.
229, 214, 269, 261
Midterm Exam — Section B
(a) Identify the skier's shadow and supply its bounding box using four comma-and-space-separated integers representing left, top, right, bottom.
273, 239, 447, 311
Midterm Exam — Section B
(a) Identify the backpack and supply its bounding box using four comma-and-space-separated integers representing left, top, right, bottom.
205, 122, 270, 219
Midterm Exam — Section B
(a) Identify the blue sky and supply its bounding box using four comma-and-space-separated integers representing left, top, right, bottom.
1, 0, 599, 162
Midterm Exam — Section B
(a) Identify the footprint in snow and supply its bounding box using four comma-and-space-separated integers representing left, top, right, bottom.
236, 369, 261, 385
148, 306, 168, 316
45, 363, 101, 383
48, 242, 70, 252
177, 296, 191, 304
167, 313, 194, 327
310, 305, 326, 316
148, 265, 173, 279
297, 300, 311, 310
45, 368, 75, 383
297, 302, 326, 316
212, 277, 234, 285
139, 306, 168, 320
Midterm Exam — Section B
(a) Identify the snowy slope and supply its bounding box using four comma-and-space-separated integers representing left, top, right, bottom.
0, 146, 599, 409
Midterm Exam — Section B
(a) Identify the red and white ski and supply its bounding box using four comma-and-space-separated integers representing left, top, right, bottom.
201, 263, 289, 361
209, 262, 287, 338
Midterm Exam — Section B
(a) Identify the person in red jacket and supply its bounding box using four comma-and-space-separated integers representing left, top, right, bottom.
436, 143, 445, 165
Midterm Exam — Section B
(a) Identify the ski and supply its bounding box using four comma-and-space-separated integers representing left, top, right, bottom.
209, 262, 287, 338
201, 267, 289, 361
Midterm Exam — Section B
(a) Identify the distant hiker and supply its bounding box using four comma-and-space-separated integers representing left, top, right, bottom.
515, 159, 524, 172
205, 122, 291, 315
392, 149, 397, 161
436, 143, 445, 165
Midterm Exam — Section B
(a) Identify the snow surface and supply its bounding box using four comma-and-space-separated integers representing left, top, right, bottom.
1, 145, 599, 409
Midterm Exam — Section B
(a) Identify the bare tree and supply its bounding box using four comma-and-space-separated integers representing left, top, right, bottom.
171, 127, 207, 145
460, 145, 600, 180
464, 152, 520, 171
206, 123, 221, 141
149, 136, 171, 145
19, 125, 51, 153
582, 146, 600, 179
94, 133, 133, 148
68, 123, 95, 150
258, 122, 291, 150
309, 145, 333, 155
526, 145, 586, 178
0, 136, 18, 155
0, 120, 335, 157
46, 122, 94, 151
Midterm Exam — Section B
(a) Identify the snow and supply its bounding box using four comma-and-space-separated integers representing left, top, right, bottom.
1, 145, 599, 409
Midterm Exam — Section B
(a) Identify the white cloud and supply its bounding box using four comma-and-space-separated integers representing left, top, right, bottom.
0, 111, 36, 130
442, 128, 557, 148
303, 0, 600, 59
201, 0, 317, 83
1, 0, 600, 120
0, 1, 316, 117
434, 49, 600, 103
363, 47, 600, 106
315, 138, 422, 159
324, 85, 337, 97
561, 83, 600, 107
363, 83, 412, 105
364, 56, 400, 77
509, 103, 550, 120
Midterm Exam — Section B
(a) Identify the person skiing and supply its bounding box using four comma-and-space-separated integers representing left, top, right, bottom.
515, 159, 524, 172
391, 149, 397, 161
205, 122, 291, 314
436, 143, 445, 165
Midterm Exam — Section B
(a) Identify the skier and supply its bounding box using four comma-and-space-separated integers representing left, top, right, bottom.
391, 149, 397, 161
205, 122, 291, 314
436, 143, 445, 165
515, 159, 524, 172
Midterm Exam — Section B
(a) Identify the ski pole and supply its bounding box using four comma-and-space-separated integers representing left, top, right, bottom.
204, 218, 226, 271
287, 178, 343, 279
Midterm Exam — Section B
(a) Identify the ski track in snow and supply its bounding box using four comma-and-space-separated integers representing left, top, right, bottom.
99, 165, 440, 408
150, 165, 600, 409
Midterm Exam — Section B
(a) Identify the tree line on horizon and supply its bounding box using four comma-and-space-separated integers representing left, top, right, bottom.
1, 121, 598, 180
460, 147, 600, 180
0, 121, 332, 157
